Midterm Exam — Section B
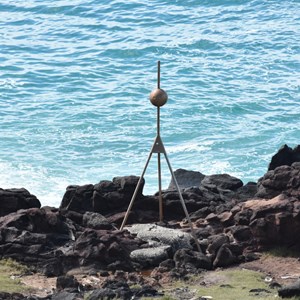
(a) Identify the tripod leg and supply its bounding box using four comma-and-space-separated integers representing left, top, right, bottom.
163, 153, 202, 252
120, 150, 154, 230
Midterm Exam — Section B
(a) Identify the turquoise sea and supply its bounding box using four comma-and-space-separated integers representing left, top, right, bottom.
0, 0, 299, 206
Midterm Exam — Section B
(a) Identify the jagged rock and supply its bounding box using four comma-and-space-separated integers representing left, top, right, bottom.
201, 174, 243, 191
0, 207, 70, 235
61, 184, 94, 212
131, 285, 160, 298
73, 229, 142, 272
230, 225, 252, 242
51, 291, 82, 300
268, 144, 300, 171
0, 208, 143, 275
235, 182, 258, 201
218, 211, 234, 226
41, 258, 64, 277
0, 188, 41, 217
0, 292, 49, 300
86, 288, 118, 300
256, 163, 300, 199
233, 206, 253, 225
56, 275, 80, 292
82, 212, 113, 230
60, 176, 143, 215
190, 207, 214, 221
86, 280, 159, 300
168, 169, 205, 190
94, 279, 133, 300
174, 248, 212, 271
207, 233, 230, 255
213, 244, 236, 268
278, 279, 300, 298
234, 194, 300, 248
159, 259, 176, 271
113, 175, 144, 195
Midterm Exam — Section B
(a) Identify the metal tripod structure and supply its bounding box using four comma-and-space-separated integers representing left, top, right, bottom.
120, 61, 201, 252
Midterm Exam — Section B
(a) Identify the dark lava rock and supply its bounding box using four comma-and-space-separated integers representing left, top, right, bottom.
132, 285, 160, 298
207, 233, 230, 255
87, 280, 133, 300
56, 275, 79, 292
213, 244, 237, 268
168, 169, 205, 190
268, 144, 300, 171
82, 212, 113, 230
51, 291, 82, 300
174, 248, 212, 271
235, 182, 258, 202
0, 207, 143, 275
249, 288, 271, 296
86, 288, 118, 300
201, 174, 243, 191
232, 194, 300, 249
60, 176, 144, 216
0, 188, 41, 217
278, 280, 300, 298
0, 292, 44, 300
256, 163, 300, 199
230, 225, 252, 242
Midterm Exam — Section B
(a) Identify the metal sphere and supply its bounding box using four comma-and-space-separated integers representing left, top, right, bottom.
149, 88, 168, 107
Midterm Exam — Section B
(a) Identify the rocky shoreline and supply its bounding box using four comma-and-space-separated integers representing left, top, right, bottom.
0, 144, 300, 299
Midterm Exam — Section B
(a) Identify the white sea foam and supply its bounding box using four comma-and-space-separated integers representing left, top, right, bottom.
167, 141, 213, 154
0, 161, 66, 206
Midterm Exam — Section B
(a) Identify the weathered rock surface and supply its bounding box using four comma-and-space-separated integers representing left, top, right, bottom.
278, 279, 300, 298
0, 188, 41, 217
268, 144, 300, 171
130, 245, 171, 268
60, 176, 144, 215
256, 162, 300, 199
126, 224, 193, 251
125, 223, 194, 268
0, 207, 143, 276
174, 248, 212, 271
168, 168, 205, 190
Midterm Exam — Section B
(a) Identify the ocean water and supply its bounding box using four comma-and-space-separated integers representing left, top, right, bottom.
0, 0, 299, 206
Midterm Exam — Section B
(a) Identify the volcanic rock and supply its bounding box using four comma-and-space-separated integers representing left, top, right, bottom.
201, 174, 243, 191
278, 279, 300, 298
256, 163, 300, 199
268, 144, 300, 171
213, 244, 236, 268
232, 194, 300, 248
56, 275, 80, 292
0, 188, 41, 217
174, 248, 212, 271
168, 169, 205, 190
0, 207, 143, 275
60, 176, 144, 215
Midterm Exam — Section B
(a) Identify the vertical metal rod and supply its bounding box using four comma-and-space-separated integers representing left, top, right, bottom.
157, 61, 160, 89
158, 152, 163, 222
120, 150, 154, 230
156, 59, 163, 222
163, 152, 202, 252
157, 106, 160, 136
